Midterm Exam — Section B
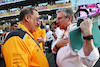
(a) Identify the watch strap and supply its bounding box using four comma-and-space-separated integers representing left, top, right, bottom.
55, 44, 59, 50
83, 35, 93, 40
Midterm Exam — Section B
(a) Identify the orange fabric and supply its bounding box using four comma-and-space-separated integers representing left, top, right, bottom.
1, 32, 7, 41
1, 32, 7, 38
1, 32, 7, 36
2, 24, 49, 67
33, 27, 46, 51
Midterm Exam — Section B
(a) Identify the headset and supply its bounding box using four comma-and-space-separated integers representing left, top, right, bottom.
74, 9, 92, 27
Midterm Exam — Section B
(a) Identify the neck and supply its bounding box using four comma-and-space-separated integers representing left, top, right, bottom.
64, 22, 73, 31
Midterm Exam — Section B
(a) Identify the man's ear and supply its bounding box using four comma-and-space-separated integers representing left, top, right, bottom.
24, 14, 30, 22
68, 16, 72, 21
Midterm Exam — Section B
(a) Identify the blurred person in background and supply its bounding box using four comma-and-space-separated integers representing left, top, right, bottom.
46, 27, 53, 53
51, 21, 57, 32
5, 22, 18, 39
10, 22, 18, 31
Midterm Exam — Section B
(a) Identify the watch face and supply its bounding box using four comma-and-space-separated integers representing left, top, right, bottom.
88, 35, 93, 40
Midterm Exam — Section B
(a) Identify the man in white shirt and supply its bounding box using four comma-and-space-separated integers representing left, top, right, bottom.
46, 27, 53, 52
52, 8, 99, 67
46, 27, 53, 42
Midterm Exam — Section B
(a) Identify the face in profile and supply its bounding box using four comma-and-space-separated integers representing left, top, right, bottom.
51, 23, 57, 31
29, 10, 40, 32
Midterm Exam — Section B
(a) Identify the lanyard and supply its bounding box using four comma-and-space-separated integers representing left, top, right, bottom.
17, 27, 41, 49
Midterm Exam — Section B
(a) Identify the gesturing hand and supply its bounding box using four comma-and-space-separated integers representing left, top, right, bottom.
56, 37, 68, 48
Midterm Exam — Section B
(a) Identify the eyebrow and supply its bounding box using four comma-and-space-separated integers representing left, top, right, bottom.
57, 17, 63, 19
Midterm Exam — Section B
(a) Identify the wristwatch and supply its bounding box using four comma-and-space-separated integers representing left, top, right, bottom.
83, 35, 93, 40
55, 44, 60, 50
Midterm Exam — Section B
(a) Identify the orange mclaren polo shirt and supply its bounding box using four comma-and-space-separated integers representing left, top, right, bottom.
33, 27, 46, 51
2, 24, 49, 67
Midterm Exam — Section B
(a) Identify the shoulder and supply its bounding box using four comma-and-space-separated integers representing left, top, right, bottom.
69, 23, 77, 30
5, 28, 26, 42
55, 27, 63, 33
40, 28, 46, 32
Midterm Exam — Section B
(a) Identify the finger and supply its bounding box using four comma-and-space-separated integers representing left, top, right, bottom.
63, 41, 68, 44
61, 44, 67, 47
63, 37, 68, 40
61, 34, 64, 38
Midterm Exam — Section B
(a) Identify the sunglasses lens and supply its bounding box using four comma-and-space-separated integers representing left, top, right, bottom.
15, 26, 17, 27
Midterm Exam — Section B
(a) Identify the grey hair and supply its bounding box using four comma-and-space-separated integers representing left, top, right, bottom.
56, 8, 74, 23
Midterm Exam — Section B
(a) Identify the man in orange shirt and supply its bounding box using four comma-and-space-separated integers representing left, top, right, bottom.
33, 21, 46, 52
2, 7, 49, 67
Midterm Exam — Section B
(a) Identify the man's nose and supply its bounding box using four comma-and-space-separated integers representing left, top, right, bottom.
37, 21, 40, 25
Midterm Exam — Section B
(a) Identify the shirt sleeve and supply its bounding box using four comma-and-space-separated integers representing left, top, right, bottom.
78, 47, 99, 67
51, 28, 64, 53
51, 37, 61, 53
42, 29, 46, 37
51, 39, 57, 53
